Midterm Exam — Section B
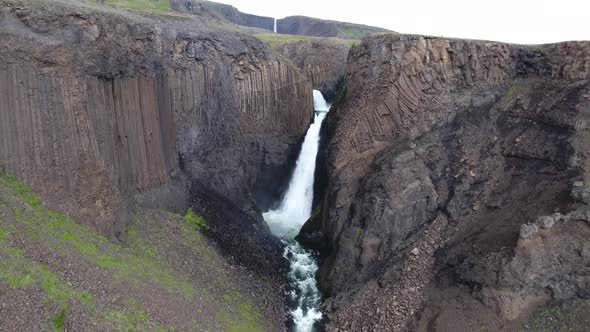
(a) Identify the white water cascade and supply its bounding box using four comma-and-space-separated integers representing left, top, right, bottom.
274, 18, 278, 33
263, 90, 330, 332
263, 91, 329, 239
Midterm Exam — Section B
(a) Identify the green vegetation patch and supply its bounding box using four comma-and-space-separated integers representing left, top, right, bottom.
0, 235, 93, 306
0, 225, 93, 330
102, 0, 172, 14
0, 171, 198, 300
184, 208, 208, 230
255, 33, 316, 49
338, 25, 365, 39
0, 170, 267, 331
107, 306, 174, 332
129, 209, 267, 330
518, 298, 590, 332
0, 169, 41, 208
0, 172, 180, 329
52, 305, 69, 332
222, 291, 264, 332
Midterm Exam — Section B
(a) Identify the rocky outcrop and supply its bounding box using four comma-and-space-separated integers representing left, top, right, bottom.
187, 0, 274, 31
277, 15, 391, 39
277, 39, 350, 101
459, 209, 590, 321
0, 0, 312, 244
312, 34, 590, 330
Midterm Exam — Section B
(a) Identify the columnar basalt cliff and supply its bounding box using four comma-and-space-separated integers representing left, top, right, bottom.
277, 39, 350, 101
0, 1, 320, 329
3, 0, 590, 330
0, 0, 312, 240
311, 34, 590, 330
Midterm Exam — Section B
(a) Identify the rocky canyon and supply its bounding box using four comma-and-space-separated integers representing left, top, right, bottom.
0, 0, 588, 331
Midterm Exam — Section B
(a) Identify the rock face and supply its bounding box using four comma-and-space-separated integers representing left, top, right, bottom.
459, 209, 590, 321
312, 34, 590, 330
277, 15, 391, 39
277, 39, 350, 101
0, 0, 312, 244
188, 0, 274, 31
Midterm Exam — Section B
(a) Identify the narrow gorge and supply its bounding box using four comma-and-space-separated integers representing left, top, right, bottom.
0, 0, 588, 331
263, 90, 330, 331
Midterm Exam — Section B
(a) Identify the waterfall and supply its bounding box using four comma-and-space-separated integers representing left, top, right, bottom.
263, 91, 329, 239
274, 18, 278, 33
313, 90, 329, 112
263, 90, 330, 332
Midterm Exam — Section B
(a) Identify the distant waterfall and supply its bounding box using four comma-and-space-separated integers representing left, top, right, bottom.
263, 90, 330, 332
274, 18, 278, 33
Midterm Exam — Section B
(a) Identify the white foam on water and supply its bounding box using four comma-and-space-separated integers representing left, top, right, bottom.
263, 90, 330, 331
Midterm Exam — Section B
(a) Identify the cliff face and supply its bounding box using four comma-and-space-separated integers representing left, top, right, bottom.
277, 39, 350, 101
315, 34, 590, 330
189, 0, 274, 31
0, 0, 312, 241
277, 15, 391, 39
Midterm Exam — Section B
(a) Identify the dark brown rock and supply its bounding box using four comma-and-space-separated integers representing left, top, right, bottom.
0, 0, 312, 239
277, 16, 392, 39
188, 0, 274, 31
277, 39, 350, 101
458, 213, 590, 319
313, 34, 590, 331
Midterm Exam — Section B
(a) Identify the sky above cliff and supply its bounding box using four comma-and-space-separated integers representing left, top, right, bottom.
213, 0, 589, 44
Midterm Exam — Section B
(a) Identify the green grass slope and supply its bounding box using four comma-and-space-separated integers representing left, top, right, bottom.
0, 170, 267, 331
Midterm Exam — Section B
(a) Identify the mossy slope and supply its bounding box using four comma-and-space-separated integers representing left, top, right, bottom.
0, 170, 267, 331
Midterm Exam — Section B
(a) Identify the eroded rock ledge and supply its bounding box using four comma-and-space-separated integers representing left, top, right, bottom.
313, 34, 590, 331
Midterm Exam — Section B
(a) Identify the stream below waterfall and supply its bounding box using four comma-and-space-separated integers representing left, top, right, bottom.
262, 90, 329, 332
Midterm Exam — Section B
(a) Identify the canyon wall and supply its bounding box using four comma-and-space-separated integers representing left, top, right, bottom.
277, 39, 350, 101
314, 34, 590, 330
0, 0, 312, 239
